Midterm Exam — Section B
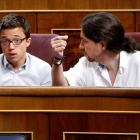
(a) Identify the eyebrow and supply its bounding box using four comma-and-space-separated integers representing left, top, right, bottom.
1, 36, 7, 39
1, 35, 22, 39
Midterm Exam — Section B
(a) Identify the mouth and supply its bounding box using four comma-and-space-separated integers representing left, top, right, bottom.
9, 53, 16, 58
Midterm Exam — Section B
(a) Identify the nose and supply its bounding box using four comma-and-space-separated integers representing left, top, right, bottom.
9, 42, 15, 49
79, 40, 84, 50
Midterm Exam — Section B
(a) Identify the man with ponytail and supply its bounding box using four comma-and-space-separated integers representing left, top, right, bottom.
51, 12, 140, 87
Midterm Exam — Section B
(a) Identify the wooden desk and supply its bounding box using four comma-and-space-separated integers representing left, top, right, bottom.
0, 87, 139, 140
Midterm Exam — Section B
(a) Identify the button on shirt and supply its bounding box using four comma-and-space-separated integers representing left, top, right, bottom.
0, 53, 52, 86
64, 51, 140, 87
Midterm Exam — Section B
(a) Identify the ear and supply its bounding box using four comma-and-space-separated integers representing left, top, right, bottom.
26, 38, 31, 48
99, 41, 106, 51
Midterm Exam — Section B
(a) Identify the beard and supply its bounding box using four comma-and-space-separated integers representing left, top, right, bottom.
85, 52, 103, 62
86, 55, 94, 62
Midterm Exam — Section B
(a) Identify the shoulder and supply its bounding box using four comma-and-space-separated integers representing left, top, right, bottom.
78, 56, 87, 64
27, 53, 51, 68
130, 51, 140, 61
126, 51, 140, 66
67, 56, 98, 71
131, 51, 140, 57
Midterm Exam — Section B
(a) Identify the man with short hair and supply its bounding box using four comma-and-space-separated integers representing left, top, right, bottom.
0, 13, 51, 86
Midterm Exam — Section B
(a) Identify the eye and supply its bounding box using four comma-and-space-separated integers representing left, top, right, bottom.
3, 40, 9, 43
14, 39, 21, 43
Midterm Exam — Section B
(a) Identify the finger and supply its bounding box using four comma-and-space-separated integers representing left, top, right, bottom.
51, 40, 67, 46
51, 42, 67, 49
51, 35, 68, 41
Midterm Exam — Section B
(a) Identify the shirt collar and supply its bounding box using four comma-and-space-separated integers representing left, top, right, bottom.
4, 55, 8, 69
93, 62, 104, 72
119, 51, 128, 68
24, 53, 29, 70
119, 51, 128, 73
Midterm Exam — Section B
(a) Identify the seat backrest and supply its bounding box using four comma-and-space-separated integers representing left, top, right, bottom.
125, 32, 140, 44
0, 32, 140, 70
0, 134, 26, 140
28, 33, 57, 66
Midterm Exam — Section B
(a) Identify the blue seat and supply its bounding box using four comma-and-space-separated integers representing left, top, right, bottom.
0, 134, 26, 140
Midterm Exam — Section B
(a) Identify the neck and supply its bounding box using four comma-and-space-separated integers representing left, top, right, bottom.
99, 50, 120, 86
11, 54, 26, 72
99, 50, 120, 71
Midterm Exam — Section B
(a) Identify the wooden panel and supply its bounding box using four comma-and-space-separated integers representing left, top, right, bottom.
0, 113, 49, 140
0, 87, 139, 111
37, 12, 88, 33
0, 11, 135, 34
0, 132, 32, 140
50, 113, 140, 140
136, 13, 140, 32
64, 132, 138, 140
44, 0, 140, 10
37, 12, 135, 33
0, 0, 140, 10
0, 13, 37, 33
111, 12, 135, 32
0, 96, 140, 111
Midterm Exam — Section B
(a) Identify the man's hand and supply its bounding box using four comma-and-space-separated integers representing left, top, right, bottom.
51, 35, 68, 58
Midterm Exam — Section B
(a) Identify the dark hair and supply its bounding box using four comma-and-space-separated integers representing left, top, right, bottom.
81, 12, 139, 53
0, 13, 30, 38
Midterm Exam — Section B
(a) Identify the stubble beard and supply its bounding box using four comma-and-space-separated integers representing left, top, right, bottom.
86, 52, 103, 63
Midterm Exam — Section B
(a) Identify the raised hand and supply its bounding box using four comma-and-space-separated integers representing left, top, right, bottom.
51, 35, 68, 58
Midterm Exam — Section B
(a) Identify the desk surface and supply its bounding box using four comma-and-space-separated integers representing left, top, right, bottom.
0, 87, 140, 97
0, 87, 139, 112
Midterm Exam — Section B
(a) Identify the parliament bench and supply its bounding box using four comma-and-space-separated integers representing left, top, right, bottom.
0, 87, 139, 140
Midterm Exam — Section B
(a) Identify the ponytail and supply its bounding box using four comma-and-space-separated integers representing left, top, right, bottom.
122, 36, 140, 53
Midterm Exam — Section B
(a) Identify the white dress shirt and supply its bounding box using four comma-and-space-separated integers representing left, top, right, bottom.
0, 53, 52, 86
64, 51, 140, 87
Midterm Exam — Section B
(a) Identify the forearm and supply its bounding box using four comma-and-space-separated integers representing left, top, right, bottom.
51, 64, 69, 86
51, 35, 69, 86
